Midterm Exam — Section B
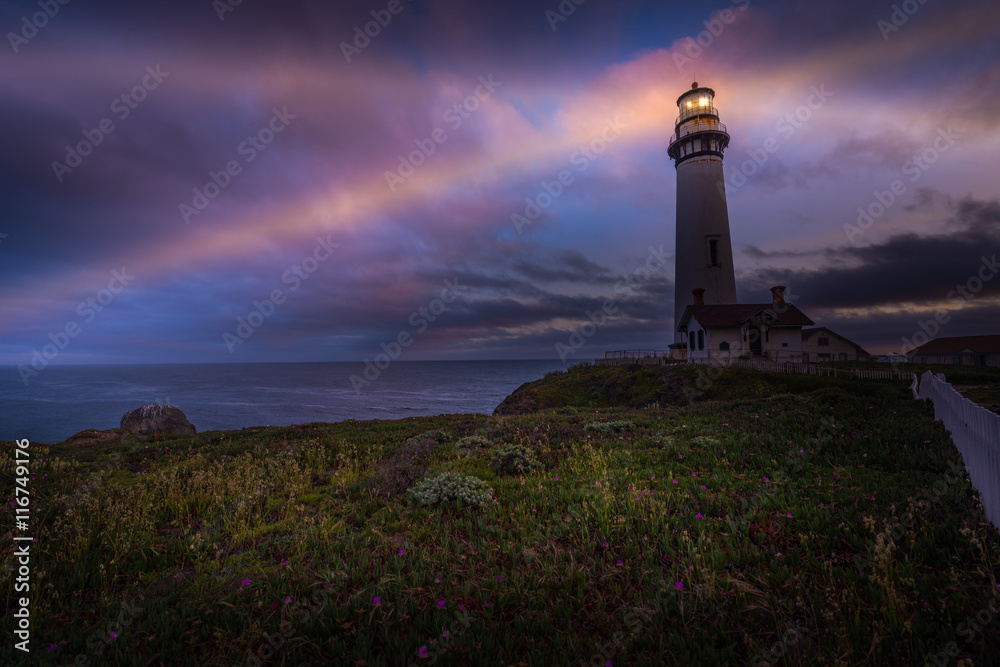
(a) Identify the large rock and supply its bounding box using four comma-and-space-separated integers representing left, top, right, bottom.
120, 405, 196, 436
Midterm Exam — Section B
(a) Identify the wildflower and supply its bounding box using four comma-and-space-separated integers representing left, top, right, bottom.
437, 600, 446, 609
418, 646, 428, 658
373, 597, 380, 606
786, 512, 792, 518
241, 579, 251, 586
435, 578, 440, 583
442, 629, 449, 638
696, 513, 703, 518
675, 582, 684, 590
48, 644, 58, 651
617, 560, 623, 566
281, 559, 289, 565
285, 596, 291, 603
109, 631, 117, 639
701, 485, 707, 489
398, 549, 405, 555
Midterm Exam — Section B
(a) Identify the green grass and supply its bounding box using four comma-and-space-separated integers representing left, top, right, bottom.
2, 371, 999, 666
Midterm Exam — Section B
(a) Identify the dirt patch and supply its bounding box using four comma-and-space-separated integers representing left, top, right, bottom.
364, 436, 438, 498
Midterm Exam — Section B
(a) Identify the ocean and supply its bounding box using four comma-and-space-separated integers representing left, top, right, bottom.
0, 360, 569, 444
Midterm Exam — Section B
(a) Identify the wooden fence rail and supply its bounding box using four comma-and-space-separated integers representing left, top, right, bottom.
916, 370, 1000, 533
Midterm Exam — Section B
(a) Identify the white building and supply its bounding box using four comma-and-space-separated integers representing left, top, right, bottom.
676, 286, 814, 363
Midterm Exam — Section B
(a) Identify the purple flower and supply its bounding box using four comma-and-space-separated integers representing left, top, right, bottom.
674, 582, 684, 590
437, 600, 446, 609
241, 578, 251, 586
616, 560, 623, 566
373, 597, 381, 606
285, 596, 291, 603
418, 646, 428, 658
398, 549, 405, 555
109, 631, 117, 639
48, 644, 58, 651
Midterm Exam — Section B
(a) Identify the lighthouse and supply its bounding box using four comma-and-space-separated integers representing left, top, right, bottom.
667, 82, 738, 344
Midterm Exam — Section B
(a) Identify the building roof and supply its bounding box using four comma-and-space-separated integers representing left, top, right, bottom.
802, 326, 873, 358
909, 334, 1000, 355
677, 303, 814, 331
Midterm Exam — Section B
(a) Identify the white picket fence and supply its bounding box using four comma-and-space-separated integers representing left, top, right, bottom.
916, 370, 1000, 532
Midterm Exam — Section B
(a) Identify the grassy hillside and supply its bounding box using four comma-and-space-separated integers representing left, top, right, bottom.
2, 368, 999, 666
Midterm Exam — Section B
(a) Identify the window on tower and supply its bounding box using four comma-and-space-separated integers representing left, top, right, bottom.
697, 330, 705, 350
708, 239, 719, 267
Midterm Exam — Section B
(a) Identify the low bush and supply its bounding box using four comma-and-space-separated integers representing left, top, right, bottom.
409, 472, 494, 508
489, 444, 544, 476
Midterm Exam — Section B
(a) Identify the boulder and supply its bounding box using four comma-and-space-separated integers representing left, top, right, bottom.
120, 405, 196, 436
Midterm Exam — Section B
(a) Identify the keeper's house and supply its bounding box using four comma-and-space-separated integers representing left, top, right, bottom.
802, 327, 872, 363
677, 286, 814, 363
906, 334, 1000, 367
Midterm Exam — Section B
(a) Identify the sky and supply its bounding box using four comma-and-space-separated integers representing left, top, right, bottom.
1, 0, 998, 371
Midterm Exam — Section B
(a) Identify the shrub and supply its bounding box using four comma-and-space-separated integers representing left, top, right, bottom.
457, 435, 490, 450
690, 435, 721, 447
489, 444, 544, 476
584, 420, 634, 435
409, 472, 494, 508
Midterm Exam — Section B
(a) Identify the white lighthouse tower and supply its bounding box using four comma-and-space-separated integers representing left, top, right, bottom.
667, 82, 738, 344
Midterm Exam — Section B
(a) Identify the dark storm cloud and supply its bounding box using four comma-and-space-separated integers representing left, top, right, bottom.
742, 196, 1000, 309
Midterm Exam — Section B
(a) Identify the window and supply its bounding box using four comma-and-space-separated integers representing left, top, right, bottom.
818, 337, 829, 346
803, 353, 810, 362
782, 343, 788, 348
839, 353, 848, 361
818, 353, 831, 361
689, 331, 695, 350
719, 342, 730, 351
952, 356, 961, 364
920, 356, 927, 363
697, 330, 705, 350
708, 239, 719, 267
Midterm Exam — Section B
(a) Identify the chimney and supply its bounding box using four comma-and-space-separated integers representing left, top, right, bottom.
692, 288, 705, 306
770, 286, 786, 306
